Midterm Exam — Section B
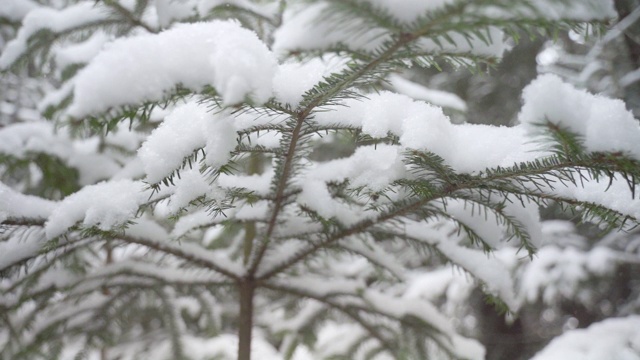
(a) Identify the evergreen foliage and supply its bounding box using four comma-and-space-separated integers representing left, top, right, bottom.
1, 1, 638, 359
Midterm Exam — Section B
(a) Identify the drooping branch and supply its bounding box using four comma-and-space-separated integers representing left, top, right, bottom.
257, 154, 640, 280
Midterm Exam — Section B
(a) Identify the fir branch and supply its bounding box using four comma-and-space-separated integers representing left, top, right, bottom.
202, 3, 277, 26
118, 234, 242, 281
248, 26, 432, 276
260, 282, 402, 356
103, 0, 157, 33
258, 152, 640, 280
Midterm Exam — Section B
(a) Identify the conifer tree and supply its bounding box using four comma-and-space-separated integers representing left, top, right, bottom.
1, 1, 639, 360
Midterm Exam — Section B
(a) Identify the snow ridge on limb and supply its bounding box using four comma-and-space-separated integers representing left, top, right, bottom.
519, 74, 640, 223
0, 182, 56, 223
520, 74, 640, 160
0, 2, 111, 69
137, 101, 236, 185
273, 0, 615, 64
531, 316, 640, 360
45, 180, 149, 239
68, 21, 277, 118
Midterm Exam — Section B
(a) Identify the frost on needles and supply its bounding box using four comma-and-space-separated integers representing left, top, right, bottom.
1, 1, 640, 360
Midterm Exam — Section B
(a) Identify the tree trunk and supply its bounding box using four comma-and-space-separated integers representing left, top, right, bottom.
238, 279, 255, 360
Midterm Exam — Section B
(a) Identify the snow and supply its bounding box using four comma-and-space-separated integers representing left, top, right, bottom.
297, 144, 404, 225
360, 0, 454, 23
520, 74, 640, 160
0, 101, 40, 122
314, 92, 445, 140
363, 289, 485, 360
38, 80, 74, 115
315, 323, 368, 359
0, 2, 111, 69
45, 180, 149, 239
475, 0, 615, 22
273, 56, 348, 107
416, 26, 509, 58
235, 200, 270, 220
531, 316, 640, 360
162, 334, 280, 360
404, 268, 473, 306
124, 217, 171, 243
0, 226, 48, 271
171, 209, 218, 239
273, 0, 612, 58
241, 130, 282, 149
516, 75, 640, 222
30, 292, 111, 339
95, 333, 298, 360
273, 3, 389, 54
166, 168, 225, 214
0, 122, 131, 185
0, 182, 55, 223
155, 0, 198, 28
621, 67, 640, 88
276, 275, 365, 298
341, 238, 406, 280
403, 220, 519, 311
267, 300, 325, 333
307, 144, 405, 190
540, 220, 584, 247
88, 260, 223, 286
68, 21, 277, 117
520, 245, 618, 304
314, 92, 545, 173
138, 101, 207, 183
218, 169, 274, 196
551, 178, 640, 222
525, 0, 616, 21
53, 31, 110, 70
0, 122, 69, 159
273, 2, 508, 58
67, 143, 122, 185
389, 74, 467, 112
197, 0, 278, 20
0, 0, 39, 22
2, 1, 636, 359
442, 198, 544, 250
360, 0, 613, 24
203, 110, 237, 168
123, 217, 243, 276
138, 101, 236, 184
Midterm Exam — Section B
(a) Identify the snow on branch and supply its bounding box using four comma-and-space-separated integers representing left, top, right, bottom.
389, 74, 467, 112
313, 91, 546, 173
402, 219, 520, 311
531, 316, 640, 360
0, 2, 111, 69
138, 101, 236, 184
273, 0, 615, 58
520, 74, 640, 160
45, 180, 150, 239
67, 21, 277, 117
354, 0, 615, 24
362, 289, 485, 360
297, 144, 405, 225
0, 182, 56, 223
0, 122, 124, 185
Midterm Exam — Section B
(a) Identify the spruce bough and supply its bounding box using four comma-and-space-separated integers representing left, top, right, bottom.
1, 1, 638, 359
